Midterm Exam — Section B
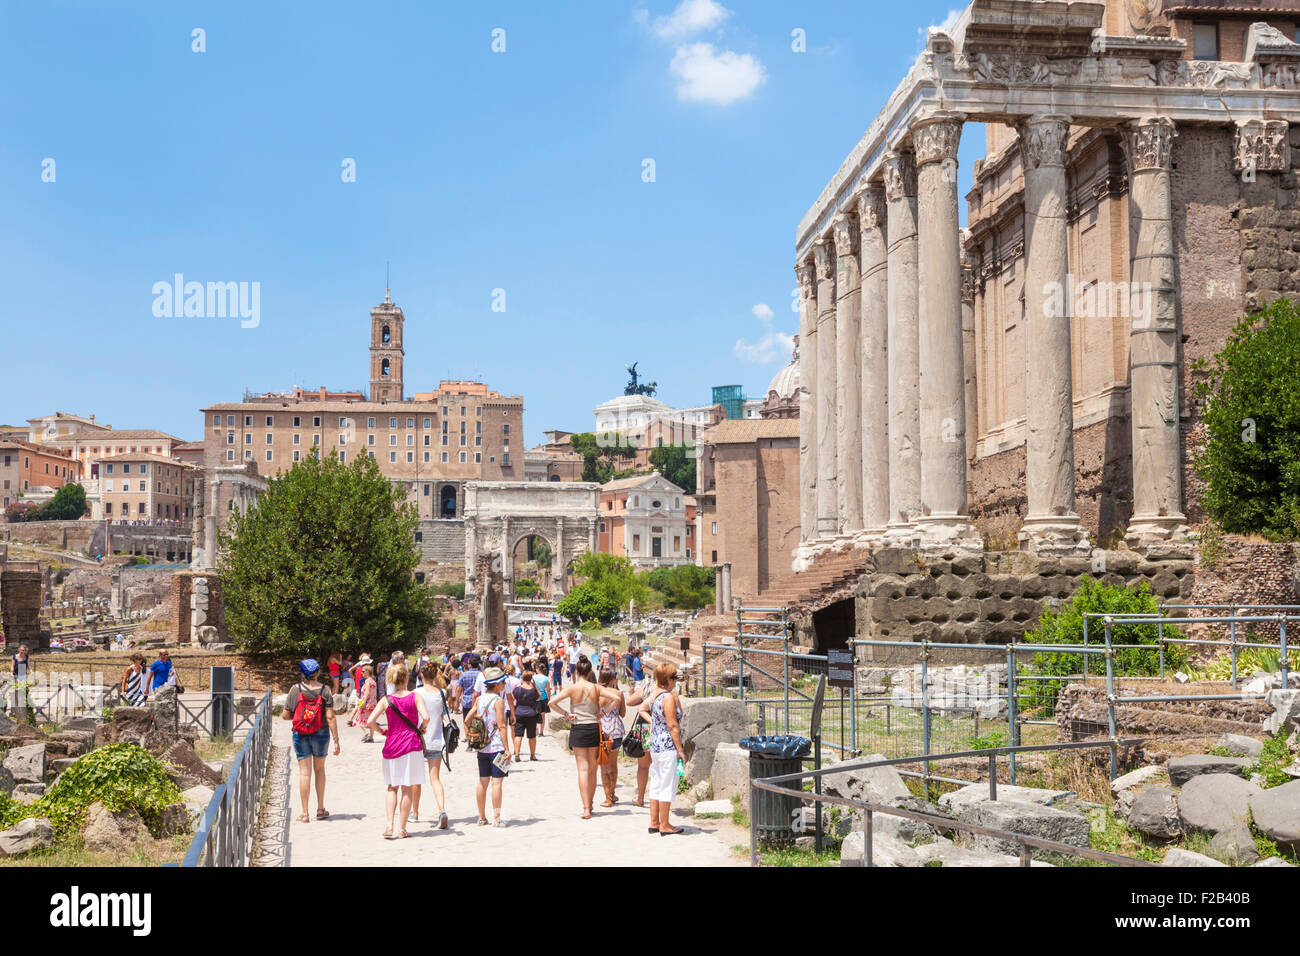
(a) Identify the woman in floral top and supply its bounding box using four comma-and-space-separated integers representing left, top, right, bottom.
638, 662, 686, 836
351, 664, 377, 742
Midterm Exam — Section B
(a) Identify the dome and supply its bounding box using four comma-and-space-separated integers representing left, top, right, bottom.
767, 339, 800, 400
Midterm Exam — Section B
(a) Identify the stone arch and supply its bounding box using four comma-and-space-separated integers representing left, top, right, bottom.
440, 484, 458, 518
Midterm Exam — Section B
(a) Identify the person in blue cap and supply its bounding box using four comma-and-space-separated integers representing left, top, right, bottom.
283, 658, 341, 824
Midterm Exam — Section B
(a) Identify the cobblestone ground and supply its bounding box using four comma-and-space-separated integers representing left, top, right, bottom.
274, 710, 746, 867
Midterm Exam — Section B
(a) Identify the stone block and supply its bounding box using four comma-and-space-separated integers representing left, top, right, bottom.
692, 799, 732, 817
3, 743, 46, 784
822, 753, 909, 806
1167, 754, 1252, 787
1128, 786, 1182, 840
1177, 774, 1262, 864
710, 743, 749, 804
0, 817, 53, 858
1248, 780, 1300, 854
958, 799, 1090, 860
840, 827, 922, 867
938, 783, 1076, 815
1162, 848, 1228, 867
83, 801, 148, 855
912, 840, 1056, 868
680, 697, 749, 785
1216, 734, 1265, 759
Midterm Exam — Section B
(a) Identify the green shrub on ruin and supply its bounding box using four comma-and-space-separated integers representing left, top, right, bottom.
1023, 577, 1185, 714
1, 744, 182, 837
1192, 298, 1300, 541
218, 449, 437, 658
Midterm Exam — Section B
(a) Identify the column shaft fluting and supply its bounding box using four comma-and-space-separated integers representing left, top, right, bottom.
1125, 117, 1186, 541
1020, 114, 1087, 551
858, 186, 890, 537
796, 261, 818, 546
883, 150, 921, 533
913, 117, 974, 537
814, 237, 839, 538
834, 213, 864, 535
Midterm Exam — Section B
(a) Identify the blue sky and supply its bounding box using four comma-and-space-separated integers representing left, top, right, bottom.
0, 0, 984, 446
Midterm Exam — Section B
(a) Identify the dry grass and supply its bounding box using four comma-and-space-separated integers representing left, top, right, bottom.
0, 834, 192, 868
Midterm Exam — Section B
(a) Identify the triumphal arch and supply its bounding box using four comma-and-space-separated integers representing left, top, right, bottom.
462, 481, 599, 603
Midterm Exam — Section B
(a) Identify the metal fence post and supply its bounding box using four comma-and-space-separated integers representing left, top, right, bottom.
702, 645, 708, 698
865, 808, 874, 868
736, 607, 745, 702
1280, 615, 1290, 689
1006, 643, 1018, 786
849, 639, 857, 754
921, 642, 931, 796
783, 610, 790, 735
1082, 614, 1089, 680
1229, 607, 1238, 690
1157, 619, 1165, 680
1104, 616, 1118, 781
988, 753, 998, 801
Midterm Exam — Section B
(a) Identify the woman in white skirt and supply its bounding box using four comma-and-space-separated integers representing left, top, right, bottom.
638, 662, 686, 836
366, 663, 429, 839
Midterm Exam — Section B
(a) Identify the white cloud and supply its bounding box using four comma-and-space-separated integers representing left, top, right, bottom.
641, 0, 731, 40
735, 304, 794, 364
670, 43, 766, 105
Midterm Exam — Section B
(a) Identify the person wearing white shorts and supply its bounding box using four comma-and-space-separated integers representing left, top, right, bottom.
638, 662, 686, 836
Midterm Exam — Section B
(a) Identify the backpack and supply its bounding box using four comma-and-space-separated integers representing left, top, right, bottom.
291, 683, 324, 735
465, 694, 494, 751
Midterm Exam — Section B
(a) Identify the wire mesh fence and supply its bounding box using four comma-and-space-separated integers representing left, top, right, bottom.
694, 603, 1299, 785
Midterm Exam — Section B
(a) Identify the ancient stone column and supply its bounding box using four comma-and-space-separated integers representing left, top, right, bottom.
795, 260, 819, 550
960, 239, 978, 467
834, 211, 864, 537
552, 518, 566, 598
1018, 114, 1089, 553
882, 150, 921, 543
814, 235, 839, 539
464, 517, 477, 600
857, 185, 890, 542
913, 115, 978, 548
1124, 117, 1187, 544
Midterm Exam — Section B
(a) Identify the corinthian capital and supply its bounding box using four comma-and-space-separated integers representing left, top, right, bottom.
832, 213, 858, 257
812, 236, 836, 281
855, 185, 886, 233
882, 150, 917, 201
795, 259, 816, 300
1234, 119, 1290, 174
1124, 117, 1176, 172
1018, 114, 1072, 169
912, 115, 963, 167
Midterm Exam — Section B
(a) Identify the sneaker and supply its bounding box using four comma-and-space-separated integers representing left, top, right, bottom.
408, 811, 417, 823
493, 818, 508, 828
438, 812, 449, 830
476, 818, 489, 827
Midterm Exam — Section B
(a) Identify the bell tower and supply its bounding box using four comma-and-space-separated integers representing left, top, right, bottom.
369, 287, 404, 402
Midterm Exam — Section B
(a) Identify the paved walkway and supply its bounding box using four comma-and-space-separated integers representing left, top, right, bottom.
274, 709, 746, 867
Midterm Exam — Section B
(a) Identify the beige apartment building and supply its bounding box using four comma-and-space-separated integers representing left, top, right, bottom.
198, 293, 524, 519
98, 453, 196, 524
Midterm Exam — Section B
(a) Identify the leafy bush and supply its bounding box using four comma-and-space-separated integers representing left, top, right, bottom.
1192, 298, 1300, 541
429, 582, 465, 599
1, 744, 183, 836
1023, 577, 1185, 714
645, 564, 715, 609
515, 578, 540, 599
570, 551, 649, 613
556, 582, 618, 624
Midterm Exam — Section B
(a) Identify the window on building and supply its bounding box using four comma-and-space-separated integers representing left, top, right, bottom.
475, 453, 481, 463
460, 436, 466, 446
122, 464, 130, 474
406, 418, 414, 428
104, 502, 111, 515
441, 435, 448, 446
245, 449, 253, 460
475, 436, 482, 446
368, 434, 375, 446
293, 450, 300, 462
313, 416, 321, 427
673, 536, 680, 551
711, 522, 718, 535
423, 434, 430, 446
503, 424, 510, 434
711, 550, 717, 563
423, 418, 431, 428
293, 416, 301, 428
390, 452, 397, 463
599, 520, 606, 533
227, 450, 235, 461
266, 416, 273, 426
212, 414, 220, 426
313, 435, 320, 447
244, 415, 252, 426
423, 484, 430, 496
389, 434, 397, 446
227, 431, 234, 445
339, 433, 347, 446
382, 358, 391, 377
339, 452, 346, 463
423, 452, 430, 462
244, 433, 251, 445
406, 435, 413, 446
633, 534, 641, 551
389, 417, 397, 428
265, 433, 273, 444
459, 452, 467, 463
293, 434, 301, 445
368, 417, 376, 428
266, 450, 273, 462
442, 452, 449, 462
1193, 22, 1219, 60
404, 452, 412, 462
503, 453, 510, 466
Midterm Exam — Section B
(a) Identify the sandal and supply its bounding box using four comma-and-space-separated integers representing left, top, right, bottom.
315, 809, 329, 820
382, 829, 394, 839
297, 813, 311, 824
648, 826, 659, 833
396, 830, 410, 839
477, 818, 489, 827
659, 826, 685, 836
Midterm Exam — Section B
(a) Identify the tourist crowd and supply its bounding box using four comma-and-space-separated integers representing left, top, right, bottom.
282, 629, 687, 838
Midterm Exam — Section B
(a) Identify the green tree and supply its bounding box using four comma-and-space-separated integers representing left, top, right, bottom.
1193, 298, 1300, 540
571, 550, 649, 612
218, 450, 436, 658
556, 581, 618, 623
645, 563, 715, 609
648, 444, 697, 494
571, 432, 638, 484
44, 483, 87, 520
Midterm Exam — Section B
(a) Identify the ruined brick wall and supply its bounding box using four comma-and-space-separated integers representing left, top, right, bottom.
0, 520, 98, 553
1188, 538, 1300, 638
1, 563, 45, 649
167, 572, 193, 644
853, 548, 1195, 661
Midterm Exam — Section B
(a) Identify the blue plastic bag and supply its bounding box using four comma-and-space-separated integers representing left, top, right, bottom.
738, 734, 812, 758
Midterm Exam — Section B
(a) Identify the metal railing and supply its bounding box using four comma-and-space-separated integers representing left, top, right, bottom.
174, 690, 274, 868
749, 738, 1158, 867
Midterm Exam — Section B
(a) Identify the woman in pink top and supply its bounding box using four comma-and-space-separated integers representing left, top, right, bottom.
366, 662, 429, 839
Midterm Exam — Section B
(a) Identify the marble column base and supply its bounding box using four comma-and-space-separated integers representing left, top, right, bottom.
793, 540, 837, 572
1018, 515, 1092, 556
913, 514, 984, 552
853, 528, 889, 550
1125, 513, 1189, 548
881, 521, 922, 550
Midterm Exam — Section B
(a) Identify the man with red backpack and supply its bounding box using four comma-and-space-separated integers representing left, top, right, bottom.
283, 659, 341, 824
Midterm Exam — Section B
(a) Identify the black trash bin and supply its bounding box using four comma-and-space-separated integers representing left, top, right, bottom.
740, 735, 811, 846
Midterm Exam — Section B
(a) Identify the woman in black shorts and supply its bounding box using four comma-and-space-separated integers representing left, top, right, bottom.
511, 669, 542, 761
548, 656, 623, 819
